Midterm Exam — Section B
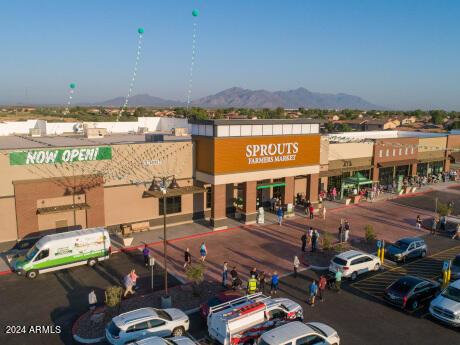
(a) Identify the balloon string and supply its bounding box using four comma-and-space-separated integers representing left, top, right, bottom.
186, 22, 198, 110
118, 33, 143, 121
65, 89, 74, 115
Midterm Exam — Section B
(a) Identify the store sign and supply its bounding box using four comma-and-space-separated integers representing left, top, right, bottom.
246, 142, 299, 165
9, 146, 112, 166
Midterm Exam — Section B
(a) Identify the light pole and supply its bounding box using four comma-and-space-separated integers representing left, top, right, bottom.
142, 176, 206, 308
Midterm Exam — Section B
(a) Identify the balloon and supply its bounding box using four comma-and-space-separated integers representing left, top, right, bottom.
69, 83, 76, 89
192, 9, 199, 17
138, 27, 144, 34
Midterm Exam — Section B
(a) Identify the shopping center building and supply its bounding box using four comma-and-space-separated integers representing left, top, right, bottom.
0, 117, 459, 243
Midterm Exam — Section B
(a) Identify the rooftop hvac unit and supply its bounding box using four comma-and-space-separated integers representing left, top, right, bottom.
138, 126, 149, 134
173, 127, 188, 136
85, 127, 107, 138
29, 128, 41, 137
145, 133, 164, 142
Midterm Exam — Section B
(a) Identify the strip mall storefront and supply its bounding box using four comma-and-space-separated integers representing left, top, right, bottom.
191, 119, 321, 229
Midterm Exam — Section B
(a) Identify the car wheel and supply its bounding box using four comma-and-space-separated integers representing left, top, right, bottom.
26, 270, 38, 279
411, 300, 419, 311
172, 327, 185, 337
87, 258, 97, 267
420, 251, 426, 258
374, 263, 380, 271
351, 272, 358, 281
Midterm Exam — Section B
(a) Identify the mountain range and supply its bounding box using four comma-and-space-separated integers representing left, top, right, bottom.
97, 87, 380, 109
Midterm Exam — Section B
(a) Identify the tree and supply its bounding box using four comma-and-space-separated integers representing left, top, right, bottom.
185, 263, 205, 296
133, 107, 147, 117
430, 110, 445, 125
337, 123, 352, 132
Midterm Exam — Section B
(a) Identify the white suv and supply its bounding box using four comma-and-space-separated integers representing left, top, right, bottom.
128, 336, 197, 345
329, 250, 380, 280
106, 307, 190, 345
258, 321, 340, 345
429, 279, 460, 327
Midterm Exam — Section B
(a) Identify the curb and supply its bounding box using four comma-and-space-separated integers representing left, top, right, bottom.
0, 269, 12, 276
72, 307, 106, 344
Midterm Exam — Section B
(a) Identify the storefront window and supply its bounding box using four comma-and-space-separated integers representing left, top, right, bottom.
417, 163, 428, 177
379, 167, 394, 186
206, 187, 211, 209
159, 196, 182, 215
395, 165, 409, 178
430, 161, 444, 174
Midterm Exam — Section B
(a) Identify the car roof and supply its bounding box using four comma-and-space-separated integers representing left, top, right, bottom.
113, 307, 158, 327
396, 237, 423, 244
133, 337, 167, 345
450, 279, 460, 289
260, 321, 314, 344
336, 250, 366, 260
394, 275, 425, 286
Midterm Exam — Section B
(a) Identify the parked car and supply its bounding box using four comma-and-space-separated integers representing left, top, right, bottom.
258, 321, 340, 345
106, 307, 189, 345
200, 290, 243, 320
386, 237, 427, 263
383, 275, 440, 310
450, 254, 460, 281
127, 336, 197, 345
429, 279, 460, 327
328, 250, 380, 280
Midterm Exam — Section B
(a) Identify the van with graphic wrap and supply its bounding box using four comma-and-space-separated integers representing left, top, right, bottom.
11, 227, 111, 279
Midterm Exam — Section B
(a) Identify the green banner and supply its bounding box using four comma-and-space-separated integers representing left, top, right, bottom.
256, 182, 286, 190
9, 146, 112, 166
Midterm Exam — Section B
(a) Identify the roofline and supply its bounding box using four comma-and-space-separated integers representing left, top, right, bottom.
189, 119, 323, 125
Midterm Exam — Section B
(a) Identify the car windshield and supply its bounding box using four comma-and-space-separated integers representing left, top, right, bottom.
393, 241, 409, 250
441, 286, 460, 303
308, 324, 326, 337
390, 280, 414, 294
333, 257, 347, 266
155, 309, 172, 321
25, 246, 39, 261
452, 256, 460, 266
107, 321, 120, 337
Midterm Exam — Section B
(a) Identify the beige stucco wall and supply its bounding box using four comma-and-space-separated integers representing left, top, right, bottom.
0, 198, 17, 242
418, 137, 447, 152
328, 143, 373, 161
0, 141, 193, 197
320, 137, 329, 165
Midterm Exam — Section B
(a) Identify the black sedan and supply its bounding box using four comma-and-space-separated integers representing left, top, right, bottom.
383, 275, 440, 311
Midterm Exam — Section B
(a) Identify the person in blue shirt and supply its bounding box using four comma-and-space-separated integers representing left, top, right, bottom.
309, 280, 318, 306
270, 271, 279, 294
276, 207, 283, 226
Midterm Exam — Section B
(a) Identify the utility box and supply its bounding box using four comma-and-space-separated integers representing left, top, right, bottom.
85, 127, 107, 138
173, 127, 188, 136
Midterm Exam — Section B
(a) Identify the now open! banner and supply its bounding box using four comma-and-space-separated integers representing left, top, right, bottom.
9, 146, 112, 165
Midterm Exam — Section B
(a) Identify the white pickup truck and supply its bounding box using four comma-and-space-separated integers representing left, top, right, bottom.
207, 293, 303, 345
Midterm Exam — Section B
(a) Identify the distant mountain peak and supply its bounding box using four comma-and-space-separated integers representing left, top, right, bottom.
96, 87, 380, 109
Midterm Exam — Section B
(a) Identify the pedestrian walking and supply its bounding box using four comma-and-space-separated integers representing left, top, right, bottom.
123, 273, 134, 297
199, 241, 207, 262
270, 271, 279, 294
338, 222, 343, 243
416, 215, 422, 230
129, 269, 139, 290
309, 205, 314, 220
88, 289, 97, 310
293, 256, 300, 278
321, 205, 327, 220
142, 244, 150, 267
183, 248, 191, 268
318, 275, 327, 302
249, 267, 259, 279
335, 268, 343, 292
230, 266, 239, 290
277, 206, 284, 226
305, 199, 311, 216
301, 233, 307, 252
431, 217, 438, 235
309, 280, 318, 306
259, 271, 266, 294
452, 224, 460, 240
307, 227, 313, 247
311, 229, 319, 252
332, 187, 337, 201
440, 216, 447, 232
344, 220, 350, 242
222, 261, 228, 287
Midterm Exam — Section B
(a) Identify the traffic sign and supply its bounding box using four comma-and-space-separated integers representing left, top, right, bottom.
376, 240, 382, 249
149, 256, 155, 266
443, 260, 450, 271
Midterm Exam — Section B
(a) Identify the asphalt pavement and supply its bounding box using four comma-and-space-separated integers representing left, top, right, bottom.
0, 250, 179, 345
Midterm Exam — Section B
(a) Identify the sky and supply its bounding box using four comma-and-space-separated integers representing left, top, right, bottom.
0, 0, 459, 110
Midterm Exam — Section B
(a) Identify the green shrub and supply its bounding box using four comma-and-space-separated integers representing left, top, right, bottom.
105, 286, 123, 308
437, 201, 452, 217
186, 263, 205, 296
364, 225, 376, 243
321, 232, 333, 251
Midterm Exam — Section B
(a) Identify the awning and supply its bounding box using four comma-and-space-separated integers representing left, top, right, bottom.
450, 152, 460, 163
418, 158, 444, 164
342, 172, 373, 186
378, 159, 417, 168
37, 203, 90, 215
320, 166, 373, 177
143, 185, 206, 198
256, 182, 286, 190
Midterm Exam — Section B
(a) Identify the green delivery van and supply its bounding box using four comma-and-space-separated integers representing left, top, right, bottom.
12, 227, 111, 279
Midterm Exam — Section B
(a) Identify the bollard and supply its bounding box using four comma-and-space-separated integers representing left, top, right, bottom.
380, 240, 385, 263
442, 260, 450, 287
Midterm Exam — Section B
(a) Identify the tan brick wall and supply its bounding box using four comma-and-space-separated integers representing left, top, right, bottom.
242, 181, 257, 214
0, 198, 17, 242
211, 184, 226, 220
284, 176, 295, 205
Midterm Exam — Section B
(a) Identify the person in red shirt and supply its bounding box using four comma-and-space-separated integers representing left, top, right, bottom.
309, 205, 314, 219
318, 275, 327, 302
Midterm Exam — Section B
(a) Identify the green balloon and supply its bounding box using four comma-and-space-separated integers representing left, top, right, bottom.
192, 9, 199, 17
69, 83, 76, 89
138, 27, 144, 34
